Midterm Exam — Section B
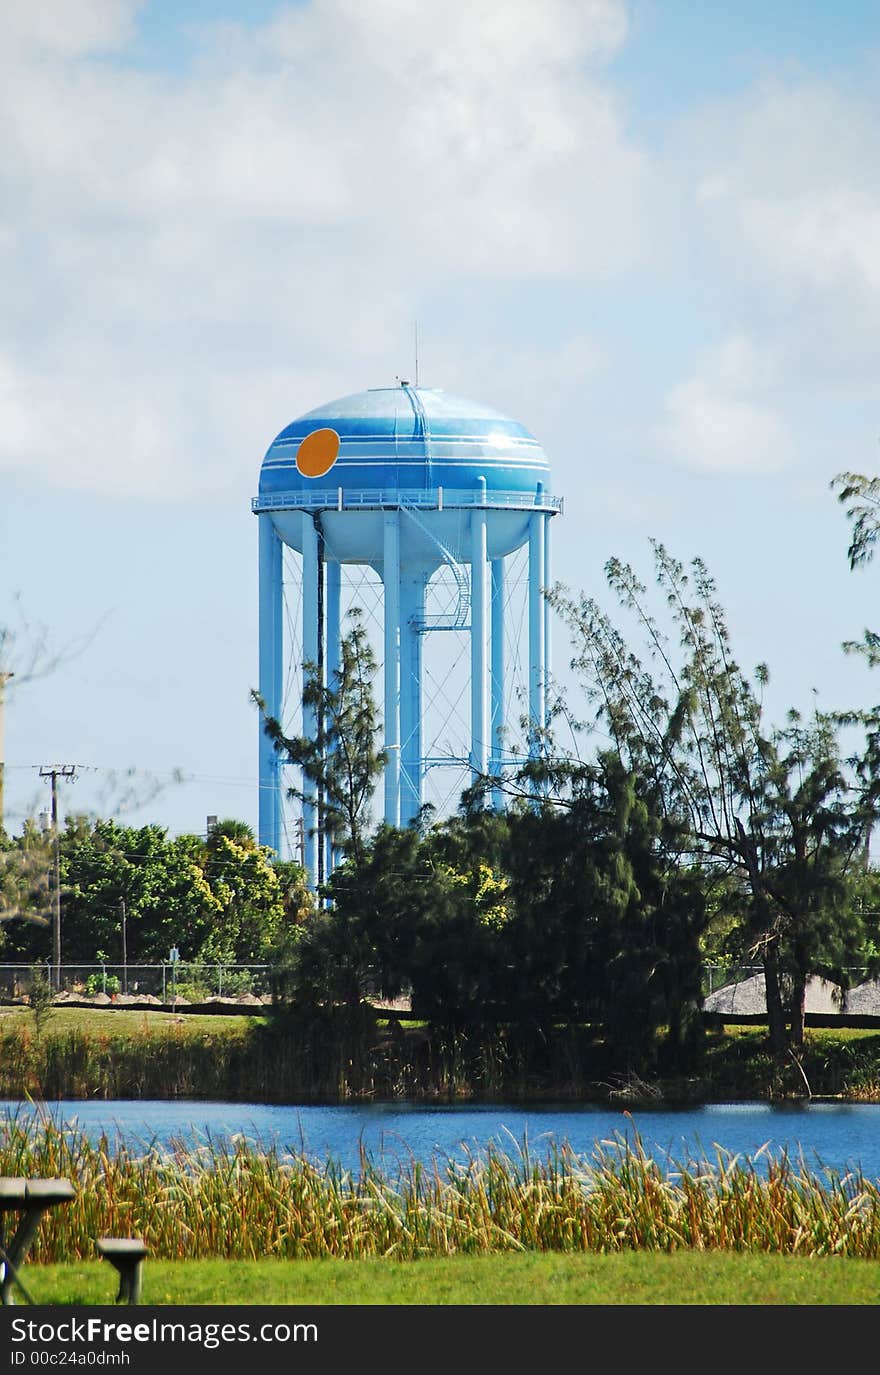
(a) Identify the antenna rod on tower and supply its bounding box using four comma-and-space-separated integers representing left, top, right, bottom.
414, 320, 419, 388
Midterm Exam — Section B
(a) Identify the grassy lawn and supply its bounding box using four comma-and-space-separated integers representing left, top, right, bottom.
16, 1251, 880, 1306
0, 1007, 267, 1037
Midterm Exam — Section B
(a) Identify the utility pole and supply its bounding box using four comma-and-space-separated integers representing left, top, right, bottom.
40, 764, 77, 990
0, 671, 13, 833
120, 897, 127, 993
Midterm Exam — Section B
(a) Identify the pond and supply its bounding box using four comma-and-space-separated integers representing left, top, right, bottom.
4, 1098, 880, 1181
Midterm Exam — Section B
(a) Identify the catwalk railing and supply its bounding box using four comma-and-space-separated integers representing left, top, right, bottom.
252, 486, 564, 514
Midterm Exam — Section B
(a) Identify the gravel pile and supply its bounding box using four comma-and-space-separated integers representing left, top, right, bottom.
705, 974, 880, 1016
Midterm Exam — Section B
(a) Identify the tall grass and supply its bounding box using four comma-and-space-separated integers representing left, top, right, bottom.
4, 1013, 880, 1104
0, 1015, 618, 1103
4, 1110, 880, 1263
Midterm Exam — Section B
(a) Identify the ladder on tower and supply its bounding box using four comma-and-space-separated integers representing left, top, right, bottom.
399, 497, 471, 631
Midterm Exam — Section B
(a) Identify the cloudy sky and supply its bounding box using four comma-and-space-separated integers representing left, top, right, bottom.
2, 0, 879, 847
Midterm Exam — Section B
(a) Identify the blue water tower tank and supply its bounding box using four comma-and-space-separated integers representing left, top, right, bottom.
253, 383, 562, 884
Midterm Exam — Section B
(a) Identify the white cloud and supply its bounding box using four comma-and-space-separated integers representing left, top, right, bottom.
662, 335, 792, 474
740, 190, 880, 292
661, 75, 880, 479
0, 0, 656, 499
5, 5, 879, 508
0, 0, 142, 56
0, 355, 42, 460
684, 78, 880, 369
665, 375, 792, 475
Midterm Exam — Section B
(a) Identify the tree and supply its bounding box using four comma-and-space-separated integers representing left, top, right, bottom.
199, 824, 294, 963
395, 811, 513, 1026
829, 468, 880, 870
28, 962, 54, 1036
0, 821, 51, 938
253, 609, 386, 874
549, 542, 876, 1056
282, 825, 423, 1009
58, 819, 218, 964
1, 598, 103, 837
271, 858, 314, 930
831, 471, 880, 570
290, 761, 705, 1065
5, 818, 217, 964
3, 814, 311, 970
475, 749, 706, 1062
282, 816, 511, 1022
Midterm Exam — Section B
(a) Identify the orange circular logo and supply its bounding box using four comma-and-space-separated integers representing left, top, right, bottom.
296, 428, 340, 478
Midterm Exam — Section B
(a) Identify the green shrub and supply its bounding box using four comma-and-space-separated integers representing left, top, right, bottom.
172, 980, 211, 1003
29, 965, 55, 1037
85, 973, 121, 996
213, 968, 255, 996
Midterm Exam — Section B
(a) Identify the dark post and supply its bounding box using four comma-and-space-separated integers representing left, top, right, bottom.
120, 898, 127, 993
39, 764, 76, 991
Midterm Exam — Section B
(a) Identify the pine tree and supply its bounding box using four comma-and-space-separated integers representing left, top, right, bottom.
253, 609, 386, 874
550, 542, 875, 1057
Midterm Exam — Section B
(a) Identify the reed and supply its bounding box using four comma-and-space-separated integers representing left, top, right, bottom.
4, 1014, 880, 1104
0, 1014, 614, 1103
4, 1110, 880, 1264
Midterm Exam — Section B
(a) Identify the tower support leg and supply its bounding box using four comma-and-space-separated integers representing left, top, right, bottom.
258, 515, 282, 853
302, 513, 319, 889
325, 557, 341, 879
528, 501, 546, 760
490, 556, 505, 810
400, 574, 426, 826
471, 481, 489, 786
383, 513, 401, 827
544, 510, 552, 720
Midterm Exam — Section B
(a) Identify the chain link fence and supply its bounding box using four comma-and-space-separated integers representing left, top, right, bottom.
0, 962, 274, 1002
702, 965, 872, 997
703, 964, 763, 997
1, 962, 875, 1009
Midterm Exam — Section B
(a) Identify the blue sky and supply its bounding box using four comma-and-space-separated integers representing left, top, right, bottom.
2, 0, 880, 850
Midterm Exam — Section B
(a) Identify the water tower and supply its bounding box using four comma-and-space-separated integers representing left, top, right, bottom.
253, 383, 561, 886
